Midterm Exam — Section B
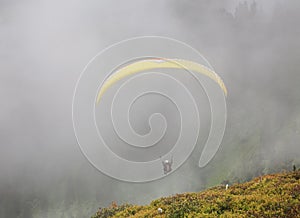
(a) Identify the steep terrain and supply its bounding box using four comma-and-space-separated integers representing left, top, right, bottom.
92, 170, 300, 218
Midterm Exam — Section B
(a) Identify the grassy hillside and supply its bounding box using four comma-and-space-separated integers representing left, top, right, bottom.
92, 170, 300, 218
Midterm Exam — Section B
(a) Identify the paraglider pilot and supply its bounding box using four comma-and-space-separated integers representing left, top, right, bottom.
161, 156, 173, 175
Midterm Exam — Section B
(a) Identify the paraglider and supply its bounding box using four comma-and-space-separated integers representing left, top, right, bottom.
96, 58, 227, 104
161, 156, 173, 175
93, 57, 228, 172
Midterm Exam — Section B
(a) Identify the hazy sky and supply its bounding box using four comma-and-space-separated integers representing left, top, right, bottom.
1, 0, 300, 217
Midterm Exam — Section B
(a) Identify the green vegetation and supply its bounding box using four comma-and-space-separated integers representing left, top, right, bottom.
92, 170, 300, 218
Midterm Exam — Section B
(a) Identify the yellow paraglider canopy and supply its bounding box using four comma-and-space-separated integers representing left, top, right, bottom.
96, 58, 227, 103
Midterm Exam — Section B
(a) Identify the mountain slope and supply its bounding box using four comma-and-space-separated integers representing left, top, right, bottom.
92, 170, 300, 218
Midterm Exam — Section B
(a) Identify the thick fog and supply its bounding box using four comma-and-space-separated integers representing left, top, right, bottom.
1, 0, 300, 217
